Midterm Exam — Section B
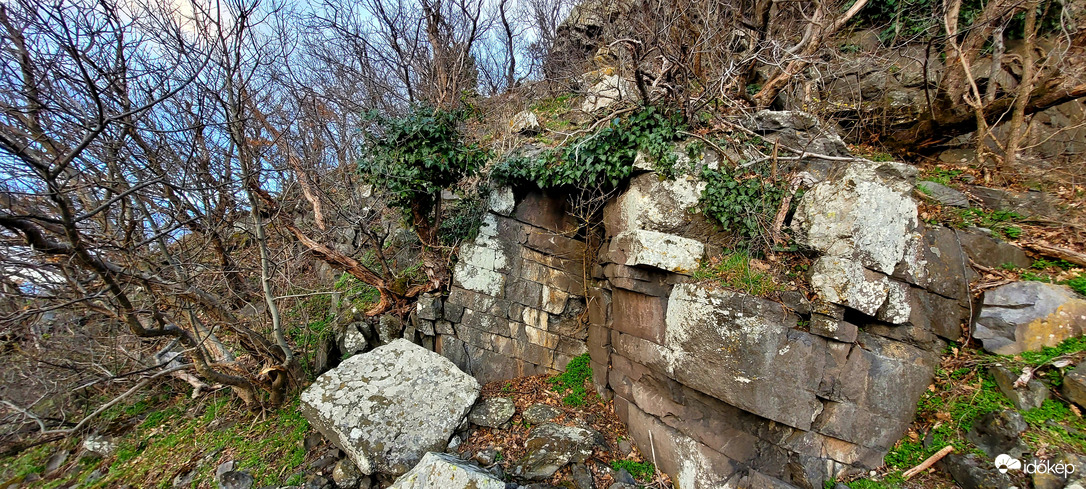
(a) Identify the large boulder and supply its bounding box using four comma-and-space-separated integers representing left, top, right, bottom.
807, 256, 893, 316
299, 339, 481, 476
917, 181, 969, 208
388, 452, 504, 489
650, 283, 822, 430
509, 111, 542, 135
1062, 364, 1086, 408
603, 172, 706, 238
582, 75, 633, 112
968, 186, 1063, 220
973, 282, 1086, 355
955, 228, 1031, 270
746, 110, 851, 158
794, 159, 976, 341
793, 159, 918, 275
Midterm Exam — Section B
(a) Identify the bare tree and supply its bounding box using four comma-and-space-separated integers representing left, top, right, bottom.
0, 0, 281, 418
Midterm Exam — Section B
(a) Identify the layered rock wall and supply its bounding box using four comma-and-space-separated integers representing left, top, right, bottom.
437, 115, 976, 488
435, 189, 591, 383
583, 149, 969, 487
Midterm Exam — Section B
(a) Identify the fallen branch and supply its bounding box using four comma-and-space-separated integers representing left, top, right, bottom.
770, 173, 810, 245
715, 118, 865, 165
1023, 242, 1086, 268
967, 258, 998, 274
974, 278, 1016, 292
559, 106, 640, 145
1, 364, 193, 439
903, 445, 955, 480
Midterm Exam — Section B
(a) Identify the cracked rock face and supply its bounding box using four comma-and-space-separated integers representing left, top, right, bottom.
608, 229, 704, 275
581, 75, 632, 112
514, 423, 596, 480
389, 452, 504, 489
792, 161, 919, 275
299, 339, 480, 476
604, 172, 706, 237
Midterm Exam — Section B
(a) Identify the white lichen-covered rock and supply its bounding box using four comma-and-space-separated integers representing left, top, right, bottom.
340, 325, 369, 354
299, 339, 481, 476
389, 452, 504, 489
809, 256, 892, 317
468, 397, 516, 428
488, 186, 516, 216
792, 160, 919, 274
452, 215, 509, 297
605, 173, 705, 235
82, 434, 116, 458
609, 229, 704, 275
509, 111, 542, 135
973, 282, 1086, 355
582, 75, 633, 112
746, 110, 852, 158
656, 284, 823, 430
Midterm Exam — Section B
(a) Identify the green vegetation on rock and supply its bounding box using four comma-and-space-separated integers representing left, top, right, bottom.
492, 106, 684, 190
1022, 400, 1086, 451
610, 459, 655, 482
0, 393, 310, 489
360, 107, 489, 217
1019, 259, 1086, 295
549, 354, 593, 406
1019, 335, 1086, 366
692, 251, 779, 296
1068, 274, 1086, 295
698, 166, 785, 243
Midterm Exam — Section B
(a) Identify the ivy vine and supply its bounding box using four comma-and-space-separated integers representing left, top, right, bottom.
699, 167, 785, 242
492, 106, 684, 190
358, 107, 489, 219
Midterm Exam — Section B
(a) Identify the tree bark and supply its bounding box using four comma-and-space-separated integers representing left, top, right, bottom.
1002, 0, 1040, 171
885, 2, 1086, 150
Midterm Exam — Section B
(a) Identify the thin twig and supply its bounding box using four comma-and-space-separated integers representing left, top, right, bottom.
1, 364, 193, 438
677, 130, 734, 168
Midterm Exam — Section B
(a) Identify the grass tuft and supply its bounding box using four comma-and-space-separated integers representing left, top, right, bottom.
692, 251, 779, 296
1, 393, 313, 489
